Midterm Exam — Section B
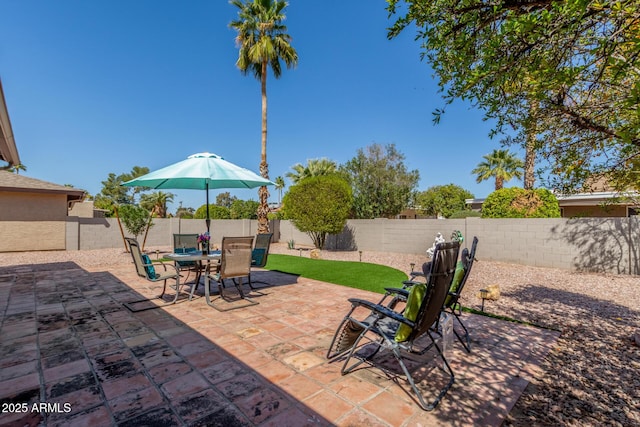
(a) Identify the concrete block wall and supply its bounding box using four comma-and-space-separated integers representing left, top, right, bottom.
46, 216, 640, 275
65, 218, 274, 251
278, 217, 639, 275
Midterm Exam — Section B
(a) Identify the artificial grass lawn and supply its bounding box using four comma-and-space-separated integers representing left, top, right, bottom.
264, 254, 408, 294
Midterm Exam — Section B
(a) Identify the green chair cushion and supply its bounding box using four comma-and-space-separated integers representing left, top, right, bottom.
252, 248, 266, 266
175, 247, 197, 267
444, 261, 465, 307
395, 282, 426, 342
141, 254, 157, 279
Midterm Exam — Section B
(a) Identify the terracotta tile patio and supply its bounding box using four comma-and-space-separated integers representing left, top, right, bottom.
0, 260, 559, 426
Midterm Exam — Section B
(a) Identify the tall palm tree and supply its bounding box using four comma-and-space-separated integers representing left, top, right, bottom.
274, 176, 285, 206
140, 191, 174, 218
472, 149, 524, 190
286, 158, 337, 184
230, 0, 298, 234
8, 163, 26, 174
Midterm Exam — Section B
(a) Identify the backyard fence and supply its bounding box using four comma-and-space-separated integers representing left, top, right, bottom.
2, 216, 638, 275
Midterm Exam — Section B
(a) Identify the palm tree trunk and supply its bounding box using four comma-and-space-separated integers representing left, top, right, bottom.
258, 60, 270, 234
496, 176, 504, 190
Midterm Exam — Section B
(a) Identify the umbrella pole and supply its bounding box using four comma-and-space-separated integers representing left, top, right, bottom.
206, 182, 211, 234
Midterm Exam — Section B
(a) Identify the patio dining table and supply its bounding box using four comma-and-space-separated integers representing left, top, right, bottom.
166, 251, 221, 305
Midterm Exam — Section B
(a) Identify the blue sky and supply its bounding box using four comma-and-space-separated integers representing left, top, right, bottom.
0, 1, 517, 212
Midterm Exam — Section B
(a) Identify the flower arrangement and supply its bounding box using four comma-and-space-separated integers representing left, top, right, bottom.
198, 232, 210, 253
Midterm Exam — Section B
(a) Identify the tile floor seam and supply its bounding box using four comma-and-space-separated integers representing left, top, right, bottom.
24, 273, 48, 426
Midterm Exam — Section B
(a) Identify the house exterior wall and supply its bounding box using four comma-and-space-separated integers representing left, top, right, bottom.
68, 200, 97, 218
0, 191, 68, 251
561, 205, 628, 218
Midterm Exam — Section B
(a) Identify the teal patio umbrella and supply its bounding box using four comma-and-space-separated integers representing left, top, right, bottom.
123, 152, 274, 232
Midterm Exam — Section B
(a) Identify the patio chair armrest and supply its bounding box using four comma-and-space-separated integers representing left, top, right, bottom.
347, 298, 414, 327
401, 280, 424, 289
146, 260, 179, 275
384, 287, 409, 298
376, 288, 408, 307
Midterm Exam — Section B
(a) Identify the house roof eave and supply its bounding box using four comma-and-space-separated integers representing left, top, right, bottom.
0, 79, 20, 168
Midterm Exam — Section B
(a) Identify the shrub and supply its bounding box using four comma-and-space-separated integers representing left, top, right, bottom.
230, 199, 259, 219
482, 187, 561, 218
117, 204, 151, 238
449, 209, 482, 218
282, 175, 353, 249
194, 204, 230, 219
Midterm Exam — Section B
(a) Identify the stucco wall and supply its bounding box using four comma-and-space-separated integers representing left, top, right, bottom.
0, 191, 68, 251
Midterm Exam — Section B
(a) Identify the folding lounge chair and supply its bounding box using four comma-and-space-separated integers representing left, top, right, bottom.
249, 232, 273, 289
327, 241, 460, 410
394, 237, 479, 353
439, 236, 479, 352
124, 237, 191, 311
206, 236, 257, 311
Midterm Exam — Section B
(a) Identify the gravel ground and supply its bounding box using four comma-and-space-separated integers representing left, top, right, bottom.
1, 244, 639, 426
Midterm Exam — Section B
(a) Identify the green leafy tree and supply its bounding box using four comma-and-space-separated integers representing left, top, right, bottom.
386, 0, 640, 193
117, 204, 152, 239
274, 176, 285, 205
481, 187, 560, 218
230, 0, 298, 234
216, 192, 237, 208
472, 149, 524, 191
415, 184, 474, 218
230, 199, 260, 219
282, 175, 353, 249
100, 173, 133, 206
97, 167, 150, 216
286, 158, 337, 184
139, 191, 175, 218
175, 203, 195, 219
449, 209, 481, 219
195, 204, 231, 219
93, 195, 116, 217
341, 143, 419, 219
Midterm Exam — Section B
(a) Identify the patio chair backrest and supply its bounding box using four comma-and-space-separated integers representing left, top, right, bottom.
173, 233, 199, 268
449, 237, 478, 306
125, 238, 151, 279
412, 241, 460, 341
252, 233, 273, 268
173, 233, 199, 251
220, 236, 254, 280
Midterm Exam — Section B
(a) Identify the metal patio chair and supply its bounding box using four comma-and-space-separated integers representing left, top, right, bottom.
206, 236, 257, 311
390, 237, 479, 352
249, 232, 273, 289
124, 237, 191, 311
172, 233, 202, 284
